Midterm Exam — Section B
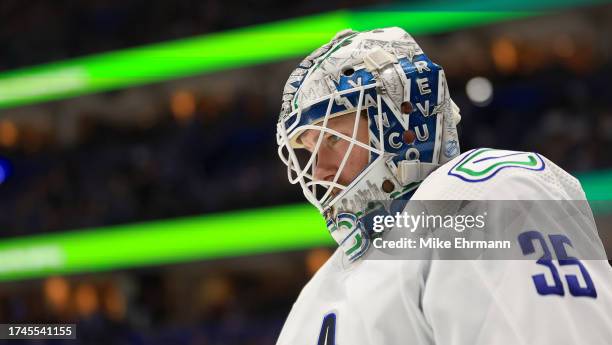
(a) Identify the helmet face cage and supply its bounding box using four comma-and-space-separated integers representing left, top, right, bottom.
277, 83, 385, 213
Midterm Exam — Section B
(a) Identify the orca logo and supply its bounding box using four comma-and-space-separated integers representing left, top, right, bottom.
449, 148, 545, 182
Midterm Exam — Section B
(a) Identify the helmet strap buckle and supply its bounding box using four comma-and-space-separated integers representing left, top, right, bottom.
397, 160, 439, 186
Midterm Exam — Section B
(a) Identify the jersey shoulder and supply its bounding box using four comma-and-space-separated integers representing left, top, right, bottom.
413, 148, 585, 200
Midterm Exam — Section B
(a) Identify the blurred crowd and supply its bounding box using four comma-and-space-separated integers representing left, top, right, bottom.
457, 65, 612, 171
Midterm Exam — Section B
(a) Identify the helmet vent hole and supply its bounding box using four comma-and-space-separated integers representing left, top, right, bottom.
342, 67, 355, 77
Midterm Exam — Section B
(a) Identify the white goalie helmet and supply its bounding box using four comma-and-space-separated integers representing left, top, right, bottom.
276, 27, 462, 260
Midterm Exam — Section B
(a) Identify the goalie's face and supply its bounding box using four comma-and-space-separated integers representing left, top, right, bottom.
299, 113, 370, 188
277, 88, 384, 212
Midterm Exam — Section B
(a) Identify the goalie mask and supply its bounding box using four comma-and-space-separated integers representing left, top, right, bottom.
276, 27, 462, 261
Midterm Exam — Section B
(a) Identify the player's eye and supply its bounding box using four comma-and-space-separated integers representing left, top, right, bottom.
326, 134, 341, 146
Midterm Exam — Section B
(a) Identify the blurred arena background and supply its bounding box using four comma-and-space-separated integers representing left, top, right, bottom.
0, 0, 611, 344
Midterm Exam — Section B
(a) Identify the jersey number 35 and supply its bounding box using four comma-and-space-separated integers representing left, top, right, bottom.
518, 230, 597, 298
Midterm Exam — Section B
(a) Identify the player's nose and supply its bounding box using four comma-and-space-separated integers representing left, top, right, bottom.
313, 148, 338, 182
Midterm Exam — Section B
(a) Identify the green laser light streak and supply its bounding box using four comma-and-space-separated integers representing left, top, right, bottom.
0, 168, 610, 282
0, 10, 533, 110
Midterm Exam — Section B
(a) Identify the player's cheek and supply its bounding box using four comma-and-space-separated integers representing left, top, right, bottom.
342, 145, 369, 183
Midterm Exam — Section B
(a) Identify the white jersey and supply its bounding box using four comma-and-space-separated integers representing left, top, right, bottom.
276, 148, 612, 345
